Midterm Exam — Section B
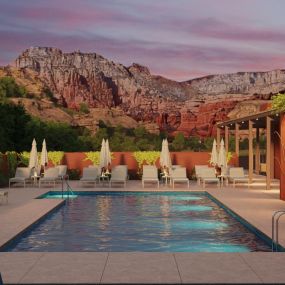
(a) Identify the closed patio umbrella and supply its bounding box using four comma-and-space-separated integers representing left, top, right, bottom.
40, 139, 48, 168
159, 139, 166, 167
210, 139, 218, 166
218, 139, 227, 168
99, 139, 107, 170
105, 139, 112, 167
160, 139, 172, 169
29, 138, 38, 175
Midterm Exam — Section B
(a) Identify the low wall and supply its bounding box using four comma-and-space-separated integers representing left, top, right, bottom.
61, 152, 238, 178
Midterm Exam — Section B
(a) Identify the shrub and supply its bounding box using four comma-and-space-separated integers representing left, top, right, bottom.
79, 103, 90, 114
6, 151, 18, 178
84, 152, 100, 166
133, 151, 160, 175
67, 168, 80, 180
48, 151, 64, 166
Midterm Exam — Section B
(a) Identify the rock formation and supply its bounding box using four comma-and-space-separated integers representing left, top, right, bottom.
12, 47, 285, 136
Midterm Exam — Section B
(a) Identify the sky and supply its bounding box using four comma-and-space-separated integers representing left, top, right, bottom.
1, 0, 285, 81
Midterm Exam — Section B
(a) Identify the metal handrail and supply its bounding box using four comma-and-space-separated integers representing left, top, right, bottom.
272, 210, 285, 251
61, 175, 74, 199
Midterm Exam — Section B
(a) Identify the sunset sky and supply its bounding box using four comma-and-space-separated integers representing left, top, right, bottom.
1, 0, 285, 81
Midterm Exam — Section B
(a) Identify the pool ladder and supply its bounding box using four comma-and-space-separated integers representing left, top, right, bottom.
272, 210, 285, 251
61, 175, 75, 199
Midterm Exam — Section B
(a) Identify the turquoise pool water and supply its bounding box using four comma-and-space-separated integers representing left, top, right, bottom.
4, 191, 271, 252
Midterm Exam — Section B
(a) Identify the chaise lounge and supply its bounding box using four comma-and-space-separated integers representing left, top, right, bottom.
109, 165, 128, 188
142, 165, 159, 188
9, 167, 32, 188
171, 167, 189, 189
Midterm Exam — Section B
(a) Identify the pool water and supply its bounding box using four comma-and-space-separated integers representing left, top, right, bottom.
5, 192, 271, 252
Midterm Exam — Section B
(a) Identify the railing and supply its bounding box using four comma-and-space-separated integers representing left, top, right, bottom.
61, 175, 74, 199
272, 210, 285, 251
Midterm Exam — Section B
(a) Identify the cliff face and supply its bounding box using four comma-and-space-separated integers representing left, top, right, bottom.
14, 47, 285, 137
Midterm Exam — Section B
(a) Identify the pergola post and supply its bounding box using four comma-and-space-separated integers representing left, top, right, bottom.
255, 128, 260, 174
235, 123, 239, 167
225, 126, 229, 154
249, 120, 253, 184
266, 116, 272, 190
280, 114, 285, 200
217, 127, 221, 150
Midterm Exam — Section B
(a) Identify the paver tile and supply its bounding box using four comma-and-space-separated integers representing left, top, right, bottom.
175, 253, 261, 283
0, 252, 43, 284
20, 252, 108, 284
101, 252, 180, 284
240, 252, 285, 283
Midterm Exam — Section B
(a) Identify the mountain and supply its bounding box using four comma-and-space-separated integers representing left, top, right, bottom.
8, 47, 285, 136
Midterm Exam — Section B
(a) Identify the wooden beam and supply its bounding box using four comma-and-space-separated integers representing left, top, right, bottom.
235, 123, 239, 167
217, 127, 221, 150
255, 128, 260, 174
249, 120, 253, 184
270, 137, 275, 179
266, 116, 272, 190
225, 126, 229, 154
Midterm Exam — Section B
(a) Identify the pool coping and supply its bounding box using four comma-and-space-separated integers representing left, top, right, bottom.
0, 197, 65, 251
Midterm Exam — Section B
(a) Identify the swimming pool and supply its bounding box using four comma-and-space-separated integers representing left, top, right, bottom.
4, 191, 271, 252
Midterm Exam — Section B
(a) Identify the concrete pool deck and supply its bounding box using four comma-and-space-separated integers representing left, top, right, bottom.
1, 179, 285, 284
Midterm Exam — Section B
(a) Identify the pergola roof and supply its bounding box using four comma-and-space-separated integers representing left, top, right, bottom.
216, 109, 281, 130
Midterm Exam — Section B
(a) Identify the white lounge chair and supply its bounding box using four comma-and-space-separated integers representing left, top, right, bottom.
55, 165, 68, 181
80, 167, 99, 187
109, 166, 128, 188
171, 167, 189, 189
0, 190, 8, 204
39, 167, 59, 188
228, 167, 249, 188
200, 168, 220, 188
195, 165, 209, 185
142, 165, 159, 188
9, 167, 32, 188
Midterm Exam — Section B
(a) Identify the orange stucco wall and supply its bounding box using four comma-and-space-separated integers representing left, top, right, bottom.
62, 151, 212, 178
58, 151, 238, 178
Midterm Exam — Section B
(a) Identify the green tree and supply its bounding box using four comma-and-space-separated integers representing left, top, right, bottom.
0, 103, 30, 152
134, 126, 147, 138
272, 93, 285, 112
0, 77, 27, 100
172, 132, 186, 151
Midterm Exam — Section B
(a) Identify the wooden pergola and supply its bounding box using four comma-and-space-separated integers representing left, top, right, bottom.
216, 109, 285, 199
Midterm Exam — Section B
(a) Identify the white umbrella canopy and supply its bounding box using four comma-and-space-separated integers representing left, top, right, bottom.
218, 139, 227, 168
159, 139, 172, 169
164, 139, 172, 169
210, 139, 218, 166
40, 139, 48, 167
99, 139, 107, 169
105, 139, 112, 166
29, 138, 38, 169
159, 139, 166, 167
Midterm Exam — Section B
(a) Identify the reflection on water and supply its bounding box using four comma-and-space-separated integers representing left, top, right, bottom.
6, 192, 271, 252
